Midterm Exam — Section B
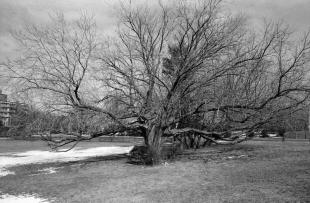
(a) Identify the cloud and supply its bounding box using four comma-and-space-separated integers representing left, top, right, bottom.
0, 0, 118, 61
0, 0, 118, 35
1, 0, 310, 62
0, 0, 34, 35
226, 0, 310, 31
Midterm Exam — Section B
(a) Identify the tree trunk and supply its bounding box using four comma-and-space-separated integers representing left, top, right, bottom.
146, 124, 163, 165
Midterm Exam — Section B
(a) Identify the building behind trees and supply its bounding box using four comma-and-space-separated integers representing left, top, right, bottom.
0, 90, 16, 136
0, 89, 16, 127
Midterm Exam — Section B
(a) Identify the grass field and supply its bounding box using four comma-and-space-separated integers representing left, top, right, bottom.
0, 139, 309, 202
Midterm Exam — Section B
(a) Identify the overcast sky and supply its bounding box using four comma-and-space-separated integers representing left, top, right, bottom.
1, 0, 310, 88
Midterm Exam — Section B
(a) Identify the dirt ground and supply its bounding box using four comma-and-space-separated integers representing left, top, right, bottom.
0, 140, 309, 203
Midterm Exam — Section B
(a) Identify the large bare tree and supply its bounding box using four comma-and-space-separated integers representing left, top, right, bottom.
2, 0, 310, 164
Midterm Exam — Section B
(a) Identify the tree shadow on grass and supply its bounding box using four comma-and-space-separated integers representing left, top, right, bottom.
176, 144, 264, 162
62, 154, 128, 166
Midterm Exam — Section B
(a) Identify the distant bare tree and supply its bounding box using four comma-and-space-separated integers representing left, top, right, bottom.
3, 13, 98, 111
2, 0, 310, 164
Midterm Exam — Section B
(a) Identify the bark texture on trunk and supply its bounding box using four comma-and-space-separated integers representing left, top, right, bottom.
146, 125, 163, 165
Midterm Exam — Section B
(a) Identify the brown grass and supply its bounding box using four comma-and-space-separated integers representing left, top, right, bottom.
0, 140, 309, 203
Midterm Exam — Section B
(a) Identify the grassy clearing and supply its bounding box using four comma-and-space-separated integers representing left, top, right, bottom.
0, 140, 309, 202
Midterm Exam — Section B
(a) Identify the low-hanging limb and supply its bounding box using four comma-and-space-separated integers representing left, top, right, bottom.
42, 123, 143, 151
165, 127, 251, 145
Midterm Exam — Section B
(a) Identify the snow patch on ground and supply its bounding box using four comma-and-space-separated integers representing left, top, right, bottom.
0, 146, 133, 177
29, 167, 61, 176
38, 167, 58, 174
0, 168, 15, 176
0, 194, 50, 203
226, 154, 248, 160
